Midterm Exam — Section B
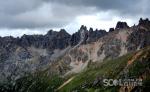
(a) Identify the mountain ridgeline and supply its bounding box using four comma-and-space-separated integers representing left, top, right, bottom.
0, 18, 150, 92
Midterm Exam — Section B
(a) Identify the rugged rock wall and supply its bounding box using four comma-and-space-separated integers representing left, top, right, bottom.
0, 18, 150, 84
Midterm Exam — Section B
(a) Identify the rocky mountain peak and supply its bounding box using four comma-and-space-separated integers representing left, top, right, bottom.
57, 29, 71, 38
60, 29, 67, 34
79, 25, 88, 37
139, 18, 150, 26
79, 25, 87, 31
70, 25, 88, 46
109, 28, 115, 32
115, 21, 129, 29
47, 30, 54, 35
89, 27, 94, 33
70, 25, 107, 46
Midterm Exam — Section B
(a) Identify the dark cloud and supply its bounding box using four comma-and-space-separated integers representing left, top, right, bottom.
0, 0, 44, 14
0, 0, 149, 29
0, 0, 97, 29
51, 0, 150, 16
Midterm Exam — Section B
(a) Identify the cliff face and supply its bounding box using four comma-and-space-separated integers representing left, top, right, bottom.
58, 46, 150, 92
0, 25, 108, 83
0, 18, 150, 87
58, 18, 150, 75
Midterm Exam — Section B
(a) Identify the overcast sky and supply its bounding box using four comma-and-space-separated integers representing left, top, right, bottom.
0, 0, 149, 37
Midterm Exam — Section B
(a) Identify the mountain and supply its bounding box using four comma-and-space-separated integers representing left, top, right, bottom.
0, 18, 150, 92
58, 47, 150, 92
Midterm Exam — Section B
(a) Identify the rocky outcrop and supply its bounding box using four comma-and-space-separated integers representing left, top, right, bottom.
139, 18, 150, 26
19, 29, 71, 50
0, 29, 71, 50
87, 29, 107, 43
115, 21, 129, 29
138, 18, 150, 31
70, 25, 107, 46
127, 27, 150, 51
109, 28, 115, 32
70, 25, 86, 46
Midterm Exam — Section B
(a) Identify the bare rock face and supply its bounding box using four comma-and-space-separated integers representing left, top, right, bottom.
87, 29, 107, 43
70, 25, 88, 46
115, 21, 129, 29
70, 32, 80, 46
139, 18, 150, 26
70, 25, 107, 46
138, 18, 150, 30
0, 29, 72, 85
109, 28, 115, 32
0, 18, 150, 88
127, 25, 150, 51
19, 29, 71, 50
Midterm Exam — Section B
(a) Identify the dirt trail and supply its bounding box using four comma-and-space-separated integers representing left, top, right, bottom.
127, 51, 143, 66
57, 76, 75, 90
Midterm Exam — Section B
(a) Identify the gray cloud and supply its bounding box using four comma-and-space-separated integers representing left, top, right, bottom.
0, 0, 97, 29
0, 0, 44, 15
0, 0, 150, 29
51, 0, 150, 16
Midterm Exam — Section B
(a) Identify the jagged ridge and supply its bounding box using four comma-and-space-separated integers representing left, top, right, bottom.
0, 18, 150, 92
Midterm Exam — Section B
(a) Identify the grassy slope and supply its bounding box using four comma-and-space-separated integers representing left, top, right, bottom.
0, 69, 64, 92
59, 47, 150, 92
59, 52, 134, 92
1, 47, 150, 92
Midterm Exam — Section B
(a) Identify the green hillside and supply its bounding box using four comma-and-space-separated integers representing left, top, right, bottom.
1, 47, 150, 92
59, 47, 150, 92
